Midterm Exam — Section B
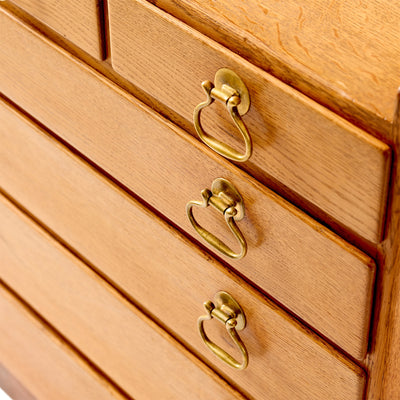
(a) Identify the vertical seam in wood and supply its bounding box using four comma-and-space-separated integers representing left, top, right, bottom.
99, 0, 111, 61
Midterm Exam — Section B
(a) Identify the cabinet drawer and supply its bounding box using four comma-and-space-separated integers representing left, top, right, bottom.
0, 13, 376, 361
0, 123, 366, 400
0, 285, 127, 400
8, 0, 103, 58
145, 0, 400, 136
107, 0, 391, 244
0, 195, 245, 400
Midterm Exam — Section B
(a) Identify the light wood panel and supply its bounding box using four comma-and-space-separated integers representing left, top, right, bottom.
0, 284, 127, 400
146, 0, 400, 138
367, 91, 400, 399
0, 196, 246, 400
0, 10, 376, 360
0, 136, 366, 400
9, 0, 103, 58
0, 364, 36, 400
107, 0, 391, 244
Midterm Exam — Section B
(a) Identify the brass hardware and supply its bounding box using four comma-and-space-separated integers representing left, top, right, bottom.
198, 291, 248, 370
186, 178, 247, 259
193, 68, 252, 162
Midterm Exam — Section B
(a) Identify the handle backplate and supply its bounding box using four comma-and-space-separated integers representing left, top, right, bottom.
211, 178, 245, 221
214, 68, 250, 115
213, 291, 246, 330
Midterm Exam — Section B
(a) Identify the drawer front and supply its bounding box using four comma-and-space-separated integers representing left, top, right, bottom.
0, 285, 126, 400
0, 195, 245, 400
0, 117, 366, 400
8, 0, 103, 58
107, 0, 391, 244
0, 12, 376, 360
145, 0, 400, 134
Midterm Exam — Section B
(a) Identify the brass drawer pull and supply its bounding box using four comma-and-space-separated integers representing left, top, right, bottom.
193, 68, 252, 162
198, 291, 248, 370
186, 178, 247, 260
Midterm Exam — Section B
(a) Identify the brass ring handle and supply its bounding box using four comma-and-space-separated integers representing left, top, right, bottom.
186, 178, 247, 260
193, 68, 252, 162
198, 291, 248, 370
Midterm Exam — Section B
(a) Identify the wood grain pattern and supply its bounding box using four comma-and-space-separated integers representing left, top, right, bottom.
0, 284, 127, 400
0, 11, 377, 360
147, 0, 400, 138
9, 0, 103, 58
0, 196, 246, 400
0, 132, 366, 400
107, 0, 391, 245
366, 91, 400, 399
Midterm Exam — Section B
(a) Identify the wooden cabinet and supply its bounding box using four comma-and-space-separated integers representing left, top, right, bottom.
0, 194, 244, 400
0, 1, 399, 399
0, 100, 366, 400
108, 0, 391, 245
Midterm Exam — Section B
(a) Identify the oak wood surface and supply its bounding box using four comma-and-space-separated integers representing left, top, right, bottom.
0, 124, 366, 400
107, 0, 391, 245
8, 0, 103, 59
366, 91, 400, 399
0, 10, 377, 360
0, 364, 36, 400
147, 0, 400, 139
0, 284, 128, 400
0, 195, 246, 400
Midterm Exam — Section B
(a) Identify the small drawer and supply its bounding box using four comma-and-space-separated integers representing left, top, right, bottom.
0, 285, 127, 400
0, 195, 245, 400
8, 0, 103, 58
0, 13, 376, 361
0, 137, 365, 400
144, 0, 400, 136
107, 0, 391, 245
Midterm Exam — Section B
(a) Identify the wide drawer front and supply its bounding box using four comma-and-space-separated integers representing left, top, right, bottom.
0, 109, 366, 400
0, 284, 127, 400
0, 11, 376, 361
107, 0, 391, 244
7, 0, 102, 58
0, 195, 246, 400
